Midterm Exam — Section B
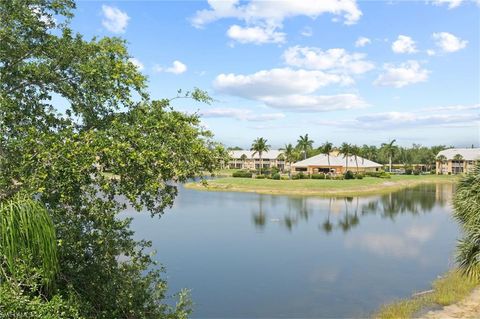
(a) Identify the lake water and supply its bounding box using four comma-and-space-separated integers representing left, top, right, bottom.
126, 183, 458, 318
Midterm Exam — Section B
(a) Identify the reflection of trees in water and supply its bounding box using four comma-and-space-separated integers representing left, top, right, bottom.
251, 184, 451, 234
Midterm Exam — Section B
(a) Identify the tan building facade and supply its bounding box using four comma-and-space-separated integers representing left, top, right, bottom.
228, 150, 287, 171
291, 153, 382, 175
436, 148, 480, 174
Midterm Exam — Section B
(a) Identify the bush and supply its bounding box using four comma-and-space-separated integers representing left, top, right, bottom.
232, 170, 253, 178
271, 167, 280, 174
280, 176, 289, 180
311, 173, 326, 179
333, 175, 344, 180
413, 170, 421, 175
355, 174, 364, 179
379, 172, 391, 179
405, 168, 413, 175
292, 172, 307, 180
255, 175, 267, 179
325, 174, 332, 180
272, 173, 281, 180
344, 170, 355, 180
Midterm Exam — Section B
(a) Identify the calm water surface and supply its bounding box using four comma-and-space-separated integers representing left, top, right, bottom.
126, 183, 458, 318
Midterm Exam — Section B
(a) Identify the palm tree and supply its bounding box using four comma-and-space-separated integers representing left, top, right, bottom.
381, 139, 397, 172
350, 144, 360, 173
453, 163, 480, 279
240, 153, 248, 169
437, 154, 447, 174
0, 194, 58, 292
453, 154, 464, 174
339, 143, 352, 172
296, 134, 314, 160
281, 143, 297, 174
251, 137, 270, 174
321, 141, 334, 169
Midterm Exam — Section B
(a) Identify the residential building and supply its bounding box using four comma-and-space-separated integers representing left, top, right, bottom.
436, 148, 480, 174
228, 150, 286, 170
291, 153, 382, 175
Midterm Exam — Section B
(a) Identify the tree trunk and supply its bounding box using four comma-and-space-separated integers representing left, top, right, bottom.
389, 156, 392, 172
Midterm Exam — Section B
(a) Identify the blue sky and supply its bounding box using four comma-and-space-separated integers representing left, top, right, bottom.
71, 0, 479, 148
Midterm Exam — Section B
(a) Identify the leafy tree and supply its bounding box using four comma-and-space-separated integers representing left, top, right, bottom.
281, 143, 297, 174
320, 141, 334, 168
0, 1, 225, 317
453, 164, 480, 279
240, 153, 248, 169
251, 137, 270, 174
381, 139, 398, 172
454, 154, 464, 161
296, 134, 314, 160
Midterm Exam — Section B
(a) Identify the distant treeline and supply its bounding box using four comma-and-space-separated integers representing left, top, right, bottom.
227, 135, 450, 169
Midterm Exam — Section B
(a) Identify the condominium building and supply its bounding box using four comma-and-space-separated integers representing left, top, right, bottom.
228, 150, 287, 170
436, 148, 480, 174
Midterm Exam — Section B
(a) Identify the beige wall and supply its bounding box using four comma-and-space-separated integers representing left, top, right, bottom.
292, 166, 380, 174
436, 160, 477, 174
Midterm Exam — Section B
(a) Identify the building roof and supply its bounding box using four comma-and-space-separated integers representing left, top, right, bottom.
292, 154, 382, 168
229, 150, 284, 160
436, 148, 480, 161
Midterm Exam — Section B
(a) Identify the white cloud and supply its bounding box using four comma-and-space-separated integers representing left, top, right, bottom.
426, 49, 436, 56
355, 36, 371, 47
430, 0, 463, 9
391, 35, 417, 54
201, 107, 285, 121
261, 94, 368, 112
191, 0, 362, 44
316, 104, 480, 129
214, 68, 352, 99
154, 60, 187, 75
374, 61, 429, 88
101, 5, 129, 34
433, 32, 468, 52
283, 46, 374, 75
226, 25, 285, 44
128, 58, 144, 71
301, 27, 313, 37
213, 68, 366, 113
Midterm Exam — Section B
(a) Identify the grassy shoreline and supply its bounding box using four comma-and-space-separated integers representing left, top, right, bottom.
373, 269, 479, 319
185, 174, 458, 197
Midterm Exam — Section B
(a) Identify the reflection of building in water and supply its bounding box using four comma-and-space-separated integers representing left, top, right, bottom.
435, 183, 454, 204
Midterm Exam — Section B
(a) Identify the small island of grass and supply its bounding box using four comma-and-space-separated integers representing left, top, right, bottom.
185, 174, 458, 197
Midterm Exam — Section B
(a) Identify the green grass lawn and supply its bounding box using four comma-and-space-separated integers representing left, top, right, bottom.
185, 174, 458, 196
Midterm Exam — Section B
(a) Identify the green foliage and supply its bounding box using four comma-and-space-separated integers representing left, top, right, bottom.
453, 163, 480, 279
0, 282, 83, 319
296, 134, 314, 160
0, 1, 226, 317
0, 195, 58, 292
355, 174, 364, 180
272, 173, 281, 180
344, 170, 355, 180
232, 170, 253, 178
311, 173, 326, 180
255, 175, 267, 179
380, 172, 392, 179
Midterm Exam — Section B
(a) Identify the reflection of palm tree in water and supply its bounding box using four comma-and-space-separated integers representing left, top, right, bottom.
321, 198, 334, 234
252, 195, 266, 229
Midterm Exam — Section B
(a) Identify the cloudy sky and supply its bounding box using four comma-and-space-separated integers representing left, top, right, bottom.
71, 0, 479, 148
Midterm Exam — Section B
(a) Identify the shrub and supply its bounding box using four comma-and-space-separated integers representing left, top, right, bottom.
405, 168, 413, 175
413, 170, 421, 175
280, 176, 289, 180
355, 174, 364, 179
272, 173, 281, 180
325, 174, 332, 180
334, 175, 344, 180
311, 173, 326, 179
232, 170, 253, 178
255, 175, 267, 179
379, 172, 391, 179
344, 170, 355, 180
271, 167, 280, 174
365, 171, 382, 178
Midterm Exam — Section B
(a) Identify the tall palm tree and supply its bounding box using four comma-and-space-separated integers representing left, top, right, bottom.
281, 143, 297, 174
0, 194, 58, 292
350, 144, 360, 173
251, 137, 270, 174
296, 134, 314, 160
437, 154, 447, 174
381, 139, 397, 172
339, 143, 352, 172
321, 141, 334, 168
